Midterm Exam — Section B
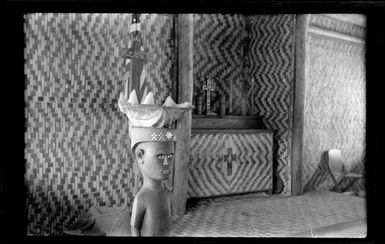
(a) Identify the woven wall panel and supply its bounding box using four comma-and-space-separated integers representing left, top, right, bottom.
24, 13, 175, 235
192, 14, 248, 114
303, 29, 366, 193
188, 132, 273, 198
244, 15, 296, 195
140, 14, 176, 104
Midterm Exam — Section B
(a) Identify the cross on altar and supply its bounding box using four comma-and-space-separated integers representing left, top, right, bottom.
202, 79, 216, 115
119, 14, 150, 102
223, 148, 237, 176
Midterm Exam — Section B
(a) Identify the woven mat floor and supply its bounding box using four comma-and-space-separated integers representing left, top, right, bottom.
170, 190, 366, 237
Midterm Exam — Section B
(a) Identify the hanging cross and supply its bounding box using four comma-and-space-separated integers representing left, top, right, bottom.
119, 14, 150, 102
202, 79, 217, 115
223, 148, 237, 176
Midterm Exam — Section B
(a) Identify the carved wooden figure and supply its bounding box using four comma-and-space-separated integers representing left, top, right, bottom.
131, 141, 174, 236
118, 14, 195, 236
118, 89, 193, 236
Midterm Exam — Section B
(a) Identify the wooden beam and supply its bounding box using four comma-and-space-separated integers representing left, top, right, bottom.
192, 115, 263, 129
172, 14, 194, 216
291, 14, 309, 196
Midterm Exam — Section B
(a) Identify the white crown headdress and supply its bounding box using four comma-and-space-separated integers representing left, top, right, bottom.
118, 89, 194, 149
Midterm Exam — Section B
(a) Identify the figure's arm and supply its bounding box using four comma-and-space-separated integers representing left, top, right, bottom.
130, 196, 146, 236
170, 196, 173, 216
165, 187, 173, 216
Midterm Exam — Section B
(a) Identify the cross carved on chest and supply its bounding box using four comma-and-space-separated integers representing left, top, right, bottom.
202, 79, 216, 115
223, 148, 237, 176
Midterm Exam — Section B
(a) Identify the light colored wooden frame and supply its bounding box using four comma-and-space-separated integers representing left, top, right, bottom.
171, 14, 194, 216
291, 14, 310, 196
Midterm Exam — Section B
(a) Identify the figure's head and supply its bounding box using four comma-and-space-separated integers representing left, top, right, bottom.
118, 90, 193, 181
133, 141, 175, 180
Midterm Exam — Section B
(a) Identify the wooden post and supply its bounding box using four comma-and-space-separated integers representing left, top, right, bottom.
172, 14, 194, 216
291, 14, 309, 196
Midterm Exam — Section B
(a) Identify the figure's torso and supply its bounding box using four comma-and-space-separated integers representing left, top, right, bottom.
137, 188, 172, 236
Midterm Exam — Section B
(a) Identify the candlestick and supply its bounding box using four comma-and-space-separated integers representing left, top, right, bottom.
251, 78, 255, 114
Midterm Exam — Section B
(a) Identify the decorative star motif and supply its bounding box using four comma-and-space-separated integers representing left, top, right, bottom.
149, 131, 176, 142
165, 131, 174, 140
158, 132, 166, 141
151, 132, 158, 141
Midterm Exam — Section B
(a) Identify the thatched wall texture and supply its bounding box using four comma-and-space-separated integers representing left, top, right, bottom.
24, 13, 176, 235
303, 14, 366, 193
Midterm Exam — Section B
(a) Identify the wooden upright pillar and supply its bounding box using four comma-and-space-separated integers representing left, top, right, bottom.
172, 14, 194, 216
291, 14, 310, 196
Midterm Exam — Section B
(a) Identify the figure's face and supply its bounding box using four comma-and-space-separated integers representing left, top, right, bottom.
135, 141, 175, 180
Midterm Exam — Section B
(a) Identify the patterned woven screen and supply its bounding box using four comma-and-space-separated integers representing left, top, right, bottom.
24, 13, 176, 235
244, 15, 296, 195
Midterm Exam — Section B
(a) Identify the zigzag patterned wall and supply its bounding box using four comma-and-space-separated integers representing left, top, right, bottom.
192, 14, 248, 114
188, 131, 273, 198
140, 14, 176, 104
303, 14, 366, 193
244, 15, 296, 195
24, 13, 176, 235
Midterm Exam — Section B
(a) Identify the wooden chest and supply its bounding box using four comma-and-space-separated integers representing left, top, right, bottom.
187, 129, 273, 198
